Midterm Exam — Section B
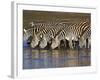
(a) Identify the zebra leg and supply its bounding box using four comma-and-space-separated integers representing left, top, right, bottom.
86, 39, 88, 48
88, 38, 91, 48
79, 39, 84, 48
60, 39, 67, 49
86, 38, 91, 49
72, 40, 76, 49
64, 40, 67, 49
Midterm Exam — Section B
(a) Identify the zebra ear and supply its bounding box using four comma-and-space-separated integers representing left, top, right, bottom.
29, 21, 35, 27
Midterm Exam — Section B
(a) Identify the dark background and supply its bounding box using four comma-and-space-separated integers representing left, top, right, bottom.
23, 10, 91, 29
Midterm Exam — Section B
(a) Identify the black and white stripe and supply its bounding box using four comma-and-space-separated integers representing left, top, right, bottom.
51, 21, 90, 49
79, 26, 91, 48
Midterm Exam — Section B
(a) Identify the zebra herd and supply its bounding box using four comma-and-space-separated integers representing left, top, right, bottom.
24, 20, 91, 49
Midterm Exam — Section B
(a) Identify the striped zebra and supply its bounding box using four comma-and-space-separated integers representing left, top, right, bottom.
51, 24, 76, 49
23, 21, 55, 46
39, 23, 66, 48
79, 26, 91, 48
26, 19, 87, 38
31, 23, 65, 48
39, 20, 84, 49
51, 21, 90, 49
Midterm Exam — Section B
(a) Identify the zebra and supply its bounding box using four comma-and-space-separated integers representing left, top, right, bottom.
51, 25, 77, 49
23, 21, 55, 47
39, 21, 84, 49
31, 23, 65, 48
79, 26, 91, 48
30, 23, 56, 48
39, 23, 66, 49
31, 27, 52, 48
23, 28, 33, 43
51, 21, 90, 49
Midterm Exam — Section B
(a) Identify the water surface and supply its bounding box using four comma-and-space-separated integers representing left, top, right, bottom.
23, 48, 90, 69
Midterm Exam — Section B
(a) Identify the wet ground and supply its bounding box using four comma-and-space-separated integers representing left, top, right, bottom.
23, 48, 90, 69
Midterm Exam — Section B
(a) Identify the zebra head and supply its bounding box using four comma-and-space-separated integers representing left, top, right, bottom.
29, 21, 35, 27
31, 34, 39, 48
31, 28, 47, 48
39, 36, 47, 48
23, 28, 32, 41
51, 35, 60, 49
30, 28, 40, 48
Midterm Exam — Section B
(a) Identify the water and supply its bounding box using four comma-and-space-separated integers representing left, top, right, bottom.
23, 48, 90, 69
